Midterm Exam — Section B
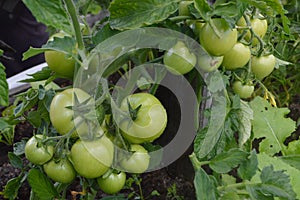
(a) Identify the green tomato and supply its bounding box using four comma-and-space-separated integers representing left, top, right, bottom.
163, 41, 197, 75
120, 144, 150, 173
238, 16, 268, 45
44, 32, 75, 78
200, 18, 237, 56
119, 93, 167, 144
25, 135, 54, 165
222, 42, 251, 70
232, 81, 254, 99
97, 172, 126, 194
70, 136, 114, 179
178, 1, 193, 16
43, 158, 76, 183
50, 88, 95, 137
251, 54, 276, 80
198, 54, 223, 72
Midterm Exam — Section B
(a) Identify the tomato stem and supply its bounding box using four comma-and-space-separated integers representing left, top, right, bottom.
63, 0, 85, 51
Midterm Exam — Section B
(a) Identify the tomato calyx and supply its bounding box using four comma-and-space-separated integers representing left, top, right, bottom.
127, 99, 142, 122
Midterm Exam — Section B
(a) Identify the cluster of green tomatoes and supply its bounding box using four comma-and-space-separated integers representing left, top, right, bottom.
164, 4, 276, 99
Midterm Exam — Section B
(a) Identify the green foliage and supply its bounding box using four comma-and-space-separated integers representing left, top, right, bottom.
250, 96, 295, 155
0, 62, 8, 106
22, 0, 72, 34
27, 169, 59, 200
109, 0, 179, 30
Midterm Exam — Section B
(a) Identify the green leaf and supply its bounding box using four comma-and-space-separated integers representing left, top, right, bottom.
286, 140, 300, 155
209, 148, 248, 173
27, 169, 59, 200
1, 176, 23, 199
194, 168, 218, 200
195, 94, 227, 159
23, 36, 76, 61
20, 67, 53, 83
249, 96, 295, 155
22, 0, 72, 34
93, 24, 120, 45
246, 185, 273, 200
193, 0, 212, 21
109, 0, 179, 30
8, 152, 23, 169
280, 155, 300, 171
0, 62, 8, 106
220, 191, 240, 200
255, 153, 300, 199
237, 150, 258, 181
238, 100, 253, 146
259, 165, 296, 200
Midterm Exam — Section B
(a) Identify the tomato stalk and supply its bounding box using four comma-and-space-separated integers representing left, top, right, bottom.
189, 152, 210, 170
243, 14, 265, 57
63, 0, 85, 54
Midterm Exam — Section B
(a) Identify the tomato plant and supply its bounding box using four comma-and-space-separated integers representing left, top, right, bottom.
25, 135, 54, 165
120, 144, 150, 173
50, 88, 95, 137
44, 32, 75, 78
199, 18, 238, 56
119, 93, 167, 144
163, 41, 197, 75
97, 171, 126, 194
0, 0, 298, 199
251, 54, 276, 80
43, 158, 76, 183
70, 136, 114, 179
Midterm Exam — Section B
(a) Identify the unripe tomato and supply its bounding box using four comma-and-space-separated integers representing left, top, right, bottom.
120, 144, 150, 173
163, 41, 197, 75
97, 172, 126, 194
119, 93, 167, 144
70, 136, 114, 179
200, 18, 237, 56
222, 42, 251, 70
238, 16, 268, 45
43, 158, 76, 183
25, 135, 54, 165
50, 88, 95, 137
251, 54, 276, 80
178, 1, 193, 16
197, 54, 223, 72
44, 32, 75, 78
232, 81, 254, 99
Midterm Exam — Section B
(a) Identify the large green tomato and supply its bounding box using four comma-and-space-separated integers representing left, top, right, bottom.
200, 18, 237, 56
70, 136, 114, 179
232, 81, 254, 99
43, 158, 76, 183
97, 172, 126, 194
120, 144, 150, 173
238, 16, 268, 45
251, 54, 276, 80
50, 88, 95, 137
119, 93, 167, 144
222, 42, 251, 70
197, 54, 223, 72
163, 41, 197, 75
25, 135, 54, 165
44, 32, 75, 78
